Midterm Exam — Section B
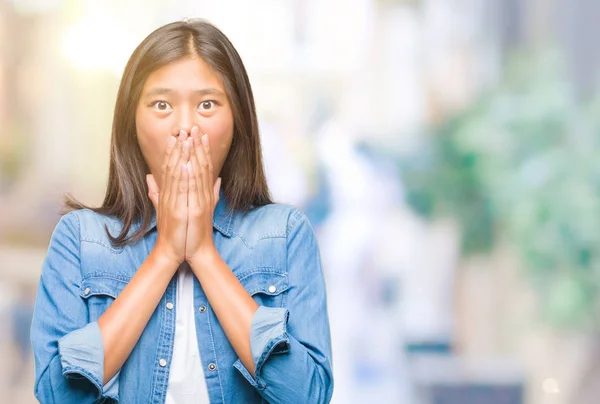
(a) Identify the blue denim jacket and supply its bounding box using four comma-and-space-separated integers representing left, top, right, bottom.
30, 197, 333, 403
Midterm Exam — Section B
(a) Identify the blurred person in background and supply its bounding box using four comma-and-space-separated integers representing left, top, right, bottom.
30, 19, 333, 404
10, 281, 36, 387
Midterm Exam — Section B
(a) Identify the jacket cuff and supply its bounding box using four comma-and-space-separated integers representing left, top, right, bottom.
233, 306, 290, 389
58, 321, 119, 401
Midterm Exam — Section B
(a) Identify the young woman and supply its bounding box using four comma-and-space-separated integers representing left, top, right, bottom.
31, 19, 333, 404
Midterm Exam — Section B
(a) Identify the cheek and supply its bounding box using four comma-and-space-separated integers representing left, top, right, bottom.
204, 113, 234, 168
136, 112, 168, 176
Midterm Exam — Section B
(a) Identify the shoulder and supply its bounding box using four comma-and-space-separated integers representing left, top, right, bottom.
43, 209, 123, 277
56, 209, 123, 247
231, 203, 312, 242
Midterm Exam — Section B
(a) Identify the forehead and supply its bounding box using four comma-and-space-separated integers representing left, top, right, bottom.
142, 57, 225, 92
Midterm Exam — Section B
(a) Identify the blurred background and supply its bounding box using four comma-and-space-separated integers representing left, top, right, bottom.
1, 0, 600, 403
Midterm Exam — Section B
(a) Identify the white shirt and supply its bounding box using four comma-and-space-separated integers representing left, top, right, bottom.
165, 264, 210, 404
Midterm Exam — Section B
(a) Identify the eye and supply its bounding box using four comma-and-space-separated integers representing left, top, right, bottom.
152, 101, 172, 111
199, 101, 216, 111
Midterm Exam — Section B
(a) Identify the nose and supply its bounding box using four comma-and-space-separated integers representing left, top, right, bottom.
173, 107, 196, 137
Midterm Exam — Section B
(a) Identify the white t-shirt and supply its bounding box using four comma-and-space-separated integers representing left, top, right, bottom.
165, 264, 210, 404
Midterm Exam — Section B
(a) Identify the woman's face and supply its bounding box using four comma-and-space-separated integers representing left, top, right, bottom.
136, 56, 234, 189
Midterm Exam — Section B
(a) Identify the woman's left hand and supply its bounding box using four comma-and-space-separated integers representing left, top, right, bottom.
185, 126, 222, 267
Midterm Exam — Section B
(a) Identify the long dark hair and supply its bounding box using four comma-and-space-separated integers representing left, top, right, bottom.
65, 19, 272, 247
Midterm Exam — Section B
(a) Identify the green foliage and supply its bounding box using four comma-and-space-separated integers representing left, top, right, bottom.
401, 52, 600, 329
0, 122, 27, 192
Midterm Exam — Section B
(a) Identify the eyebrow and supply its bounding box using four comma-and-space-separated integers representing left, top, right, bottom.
142, 87, 226, 98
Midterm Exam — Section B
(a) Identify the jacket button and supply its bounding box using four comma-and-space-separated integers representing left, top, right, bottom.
159, 358, 168, 367
166, 302, 174, 310
208, 363, 216, 371
84, 287, 91, 296
199, 305, 207, 313
268, 285, 277, 293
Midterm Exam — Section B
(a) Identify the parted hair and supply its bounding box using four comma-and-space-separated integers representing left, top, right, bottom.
64, 19, 272, 247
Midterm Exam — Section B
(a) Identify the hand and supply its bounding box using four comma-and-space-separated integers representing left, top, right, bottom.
186, 126, 221, 267
146, 130, 191, 267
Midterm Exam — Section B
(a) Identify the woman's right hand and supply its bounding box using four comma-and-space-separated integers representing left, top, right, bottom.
146, 131, 190, 266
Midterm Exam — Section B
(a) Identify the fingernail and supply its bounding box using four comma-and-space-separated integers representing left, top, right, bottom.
187, 161, 192, 171
179, 129, 186, 140
181, 162, 186, 172
191, 126, 199, 138
168, 136, 176, 147
202, 134, 209, 145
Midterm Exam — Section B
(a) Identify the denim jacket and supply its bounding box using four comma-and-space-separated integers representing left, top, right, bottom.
30, 197, 333, 403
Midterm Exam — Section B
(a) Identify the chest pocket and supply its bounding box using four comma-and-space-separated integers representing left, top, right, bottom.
237, 269, 289, 308
80, 274, 129, 321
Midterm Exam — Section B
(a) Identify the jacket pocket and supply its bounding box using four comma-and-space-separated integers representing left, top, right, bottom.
237, 268, 289, 308
80, 274, 129, 321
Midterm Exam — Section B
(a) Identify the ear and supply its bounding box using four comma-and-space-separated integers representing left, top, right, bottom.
146, 174, 159, 209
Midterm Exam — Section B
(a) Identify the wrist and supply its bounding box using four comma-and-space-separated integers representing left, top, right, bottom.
187, 245, 220, 272
150, 246, 182, 273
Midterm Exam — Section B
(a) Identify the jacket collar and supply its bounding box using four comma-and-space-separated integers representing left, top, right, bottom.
137, 190, 233, 238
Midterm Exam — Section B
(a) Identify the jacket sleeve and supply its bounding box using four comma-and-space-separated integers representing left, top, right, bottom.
234, 209, 334, 403
30, 212, 120, 403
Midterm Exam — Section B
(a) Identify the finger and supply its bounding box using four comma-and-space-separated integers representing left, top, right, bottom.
165, 135, 184, 208
170, 133, 190, 210
213, 177, 221, 208
193, 131, 212, 203
191, 127, 209, 201
146, 174, 160, 209
201, 134, 215, 203
178, 128, 187, 142
160, 136, 177, 206
190, 126, 202, 160
175, 157, 188, 214
187, 160, 199, 213
180, 131, 191, 168
190, 147, 204, 209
